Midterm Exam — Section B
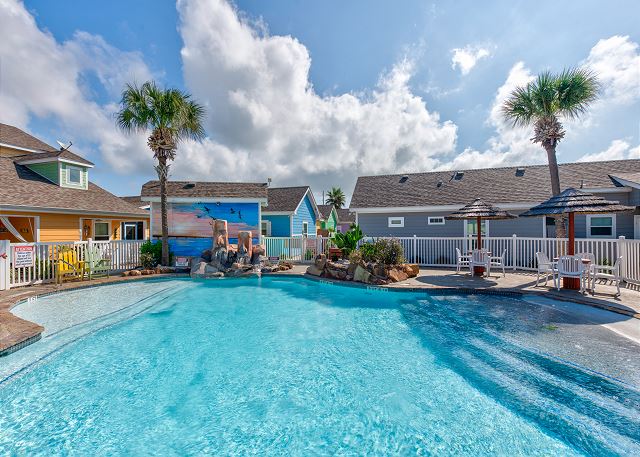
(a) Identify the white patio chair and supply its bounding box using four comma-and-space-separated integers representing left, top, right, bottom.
469, 249, 491, 277
556, 255, 588, 293
591, 256, 623, 296
490, 249, 507, 277
455, 248, 470, 273
535, 252, 557, 287
575, 252, 596, 290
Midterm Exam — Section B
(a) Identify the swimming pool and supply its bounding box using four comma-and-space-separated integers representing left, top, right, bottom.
1, 277, 639, 455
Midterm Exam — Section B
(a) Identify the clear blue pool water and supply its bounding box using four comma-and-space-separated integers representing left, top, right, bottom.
1, 277, 639, 455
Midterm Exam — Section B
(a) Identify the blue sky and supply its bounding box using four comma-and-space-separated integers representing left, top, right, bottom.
2, 0, 639, 200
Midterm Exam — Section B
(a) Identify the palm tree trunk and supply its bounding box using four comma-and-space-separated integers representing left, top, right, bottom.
543, 141, 567, 238
157, 156, 170, 266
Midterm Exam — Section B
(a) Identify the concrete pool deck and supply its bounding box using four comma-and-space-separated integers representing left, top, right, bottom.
1, 266, 638, 356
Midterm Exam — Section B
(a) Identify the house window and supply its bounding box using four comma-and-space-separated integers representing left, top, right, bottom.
465, 220, 488, 237
302, 221, 309, 237
587, 215, 615, 238
94, 221, 110, 241
428, 216, 445, 225
261, 221, 271, 237
68, 166, 82, 184
121, 222, 144, 240
388, 217, 404, 228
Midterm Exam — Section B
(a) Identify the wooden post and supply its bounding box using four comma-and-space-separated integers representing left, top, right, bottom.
474, 216, 485, 276
564, 212, 579, 289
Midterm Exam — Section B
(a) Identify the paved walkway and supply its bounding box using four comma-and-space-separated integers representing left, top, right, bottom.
1, 266, 638, 356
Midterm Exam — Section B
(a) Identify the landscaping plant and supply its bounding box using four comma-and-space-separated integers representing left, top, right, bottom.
116, 81, 205, 265
332, 224, 364, 256
502, 68, 599, 237
140, 240, 172, 267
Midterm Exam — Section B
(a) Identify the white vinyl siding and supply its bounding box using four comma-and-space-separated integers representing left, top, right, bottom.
59, 162, 88, 189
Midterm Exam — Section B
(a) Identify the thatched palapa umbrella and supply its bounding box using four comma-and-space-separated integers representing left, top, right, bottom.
520, 188, 634, 289
447, 199, 516, 275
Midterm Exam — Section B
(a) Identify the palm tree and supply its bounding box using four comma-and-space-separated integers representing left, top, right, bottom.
325, 187, 346, 209
116, 81, 205, 265
502, 68, 599, 237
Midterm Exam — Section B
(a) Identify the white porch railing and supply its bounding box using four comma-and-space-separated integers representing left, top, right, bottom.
5, 239, 144, 288
263, 235, 640, 285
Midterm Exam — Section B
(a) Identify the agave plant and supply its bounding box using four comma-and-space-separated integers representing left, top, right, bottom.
502, 68, 599, 237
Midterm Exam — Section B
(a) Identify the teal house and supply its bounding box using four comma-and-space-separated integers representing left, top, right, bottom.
261, 186, 319, 237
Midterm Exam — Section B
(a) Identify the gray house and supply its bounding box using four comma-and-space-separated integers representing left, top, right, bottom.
350, 159, 640, 240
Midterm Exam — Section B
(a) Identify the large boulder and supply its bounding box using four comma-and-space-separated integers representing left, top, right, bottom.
387, 268, 408, 283
402, 263, 419, 278
129, 269, 142, 276
200, 250, 213, 263
372, 264, 386, 278
325, 262, 348, 280
314, 254, 327, 270
354, 265, 372, 283
191, 260, 208, 276
306, 265, 323, 276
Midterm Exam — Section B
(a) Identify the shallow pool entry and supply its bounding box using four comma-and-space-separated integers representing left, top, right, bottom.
1, 277, 638, 455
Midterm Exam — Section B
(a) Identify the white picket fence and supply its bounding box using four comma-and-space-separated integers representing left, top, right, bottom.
4, 239, 144, 288
263, 235, 640, 285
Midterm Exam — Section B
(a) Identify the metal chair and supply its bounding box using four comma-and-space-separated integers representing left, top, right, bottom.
535, 252, 557, 287
455, 248, 470, 273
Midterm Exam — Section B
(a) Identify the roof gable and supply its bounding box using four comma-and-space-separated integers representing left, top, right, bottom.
0, 157, 147, 216
141, 180, 268, 199
350, 159, 640, 209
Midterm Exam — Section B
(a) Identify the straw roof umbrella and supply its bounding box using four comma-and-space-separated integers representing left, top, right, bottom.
520, 188, 634, 289
446, 198, 517, 251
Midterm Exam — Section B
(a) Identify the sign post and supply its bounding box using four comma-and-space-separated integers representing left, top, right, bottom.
0, 240, 9, 290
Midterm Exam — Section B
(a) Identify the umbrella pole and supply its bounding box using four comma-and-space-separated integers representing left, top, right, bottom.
564, 212, 579, 290
474, 216, 485, 276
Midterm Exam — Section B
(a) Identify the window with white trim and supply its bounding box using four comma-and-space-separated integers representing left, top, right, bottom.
94, 221, 110, 241
388, 217, 404, 228
68, 166, 82, 184
261, 220, 271, 237
587, 215, 615, 238
428, 216, 445, 225
302, 221, 309, 237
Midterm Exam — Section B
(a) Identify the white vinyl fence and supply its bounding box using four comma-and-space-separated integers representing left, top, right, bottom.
263, 235, 640, 285
3, 239, 144, 288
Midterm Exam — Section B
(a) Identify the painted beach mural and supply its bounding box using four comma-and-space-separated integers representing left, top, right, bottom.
151, 202, 260, 256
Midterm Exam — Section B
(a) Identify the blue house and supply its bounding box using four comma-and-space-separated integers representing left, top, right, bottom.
262, 186, 319, 237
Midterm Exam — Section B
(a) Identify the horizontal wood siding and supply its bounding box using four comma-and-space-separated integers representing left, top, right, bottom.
26, 162, 59, 184
292, 195, 316, 235
262, 215, 291, 236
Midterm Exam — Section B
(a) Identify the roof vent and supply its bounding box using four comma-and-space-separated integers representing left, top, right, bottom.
515, 167, 525, 176
437, 180, 443, 188
453, 171, 464, 180
399, 175, 409, 183
183, 182, 196, 189
580, 179, 585, 189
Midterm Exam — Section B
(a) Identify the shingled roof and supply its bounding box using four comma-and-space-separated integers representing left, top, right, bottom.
336, 208, 355, 224
317, 204, 336, 220
350, 159, 640, 209
0, 157, 147, 216
264, 186, 312, 213
141, 181, 268, 199
0, 123, 93, 166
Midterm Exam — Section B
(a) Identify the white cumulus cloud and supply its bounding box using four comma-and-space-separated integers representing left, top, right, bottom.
451, 45, 491, 75
0, 0, 153, 173
172, 0, 458, 193
578, 139, 640, 162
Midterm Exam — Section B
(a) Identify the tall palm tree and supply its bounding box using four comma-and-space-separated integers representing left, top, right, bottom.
325, 187, 346, 208
116, 81, 205, 265
502, 68, 599, 237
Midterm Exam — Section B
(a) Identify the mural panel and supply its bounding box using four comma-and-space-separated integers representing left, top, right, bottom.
152, 202, 260, 256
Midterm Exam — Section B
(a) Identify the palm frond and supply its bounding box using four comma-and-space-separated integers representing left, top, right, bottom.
555, 67, 600, 120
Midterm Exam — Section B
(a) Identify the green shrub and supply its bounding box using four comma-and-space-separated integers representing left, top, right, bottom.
140, 240, 172, 266
348, 249, 363, 265
140, 252, 156, 270
304, 249, 315, 261
358, 238, 404, 265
